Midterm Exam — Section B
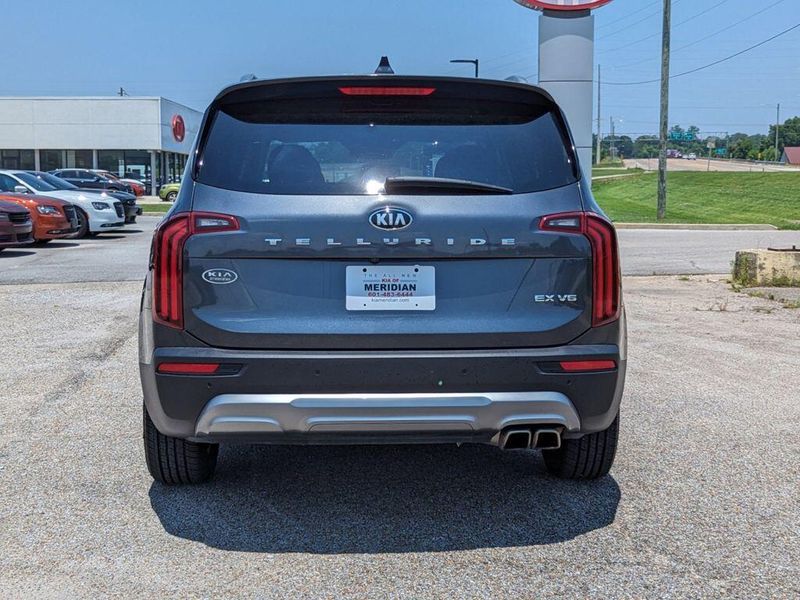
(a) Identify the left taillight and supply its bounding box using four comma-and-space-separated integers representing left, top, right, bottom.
151, 211, 239, 329
540, 211, 621, 327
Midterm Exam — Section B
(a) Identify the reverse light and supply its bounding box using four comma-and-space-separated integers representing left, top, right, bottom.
152, 211, 239, 329
338, 86, 436, 96
559, 360, 617, 372
540, 211, 621, 327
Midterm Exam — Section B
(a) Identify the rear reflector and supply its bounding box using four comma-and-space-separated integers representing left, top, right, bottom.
157, 362, 220, 375
338, 86, 436, 96
559, 360, 617, 372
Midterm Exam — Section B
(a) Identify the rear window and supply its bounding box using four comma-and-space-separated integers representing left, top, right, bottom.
196, 84, 577, 195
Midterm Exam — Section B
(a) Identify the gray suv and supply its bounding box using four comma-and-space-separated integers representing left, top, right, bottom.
139, 75, 626, 484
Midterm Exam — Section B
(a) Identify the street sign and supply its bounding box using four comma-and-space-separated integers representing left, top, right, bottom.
707, 141, 716, 149
513, 0, 613, 10
669, 131, 696, 142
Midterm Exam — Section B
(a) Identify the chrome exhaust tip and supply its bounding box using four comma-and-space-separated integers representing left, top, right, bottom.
532, 428, 562, 450
499, 428, 532, 450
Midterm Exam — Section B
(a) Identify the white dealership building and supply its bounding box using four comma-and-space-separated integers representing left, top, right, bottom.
0, 96, 202, 193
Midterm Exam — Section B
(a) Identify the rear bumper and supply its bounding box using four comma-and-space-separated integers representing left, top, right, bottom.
140, 343, 625, 443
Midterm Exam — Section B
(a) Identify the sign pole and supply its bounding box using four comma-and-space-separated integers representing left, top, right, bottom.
513, 1, 613, 178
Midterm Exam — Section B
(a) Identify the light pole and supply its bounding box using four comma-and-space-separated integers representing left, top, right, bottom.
449, 59, 479, 78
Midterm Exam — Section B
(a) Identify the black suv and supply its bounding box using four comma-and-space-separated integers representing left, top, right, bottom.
51, 169, 133, 195
139, 75, 626, 484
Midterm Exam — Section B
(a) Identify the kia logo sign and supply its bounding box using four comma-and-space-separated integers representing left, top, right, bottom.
171, 114, 186, 142
513, 0, 613, 10
369, 207, 413, 231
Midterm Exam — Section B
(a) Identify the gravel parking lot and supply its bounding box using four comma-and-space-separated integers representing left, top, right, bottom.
1, 229, 799, 598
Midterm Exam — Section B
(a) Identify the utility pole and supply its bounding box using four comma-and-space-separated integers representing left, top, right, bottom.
596, 64, 602, 166
775, 103, 781, 160
657, 0, 671, 220
609, 116, 617, 161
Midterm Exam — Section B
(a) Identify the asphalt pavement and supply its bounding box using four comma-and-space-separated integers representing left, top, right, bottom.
0, 273, 797, 597
0, 216, 798, 284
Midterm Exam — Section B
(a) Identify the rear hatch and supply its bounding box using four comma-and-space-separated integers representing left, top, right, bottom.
182, 76, 591, 350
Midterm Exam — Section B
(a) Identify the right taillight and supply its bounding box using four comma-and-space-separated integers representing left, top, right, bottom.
151, 211, 239, 329
540, 211, 621, 327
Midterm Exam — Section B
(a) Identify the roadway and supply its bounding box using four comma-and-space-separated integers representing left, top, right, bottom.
624, 157, 800, 172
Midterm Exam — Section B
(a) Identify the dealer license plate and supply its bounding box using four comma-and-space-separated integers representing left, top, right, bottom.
346, 265, 435, 311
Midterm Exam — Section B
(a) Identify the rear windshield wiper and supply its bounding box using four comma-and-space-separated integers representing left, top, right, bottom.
383, 176, 513, 195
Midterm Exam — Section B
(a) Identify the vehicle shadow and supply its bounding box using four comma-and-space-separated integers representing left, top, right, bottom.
37, 241, 81, 249
149, 444, 620, 554
119, 229, 144, 234
0, 249, 37, 257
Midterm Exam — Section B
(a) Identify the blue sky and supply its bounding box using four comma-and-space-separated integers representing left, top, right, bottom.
5, 0, 799, 136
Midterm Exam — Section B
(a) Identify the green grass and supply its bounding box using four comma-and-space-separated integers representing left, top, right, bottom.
592, 172, 800, 229
140, 203, 171, 213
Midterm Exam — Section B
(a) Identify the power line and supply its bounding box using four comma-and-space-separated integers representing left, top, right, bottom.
599, 0, 733, 54
598, 0, 663, 30
613, 0, 788, 69
604, 22, 800, 86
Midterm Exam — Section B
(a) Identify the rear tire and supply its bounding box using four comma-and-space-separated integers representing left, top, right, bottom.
143, 404, 218, 484
543, 414, 619, 480
165, 191, 177, 202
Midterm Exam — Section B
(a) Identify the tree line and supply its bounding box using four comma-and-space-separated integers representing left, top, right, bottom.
593, 116, 800, 162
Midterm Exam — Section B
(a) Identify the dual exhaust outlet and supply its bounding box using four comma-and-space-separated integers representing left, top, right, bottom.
499, 427, 562, 451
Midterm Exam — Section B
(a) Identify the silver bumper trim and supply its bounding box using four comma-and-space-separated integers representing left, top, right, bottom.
194, 392, 581, 439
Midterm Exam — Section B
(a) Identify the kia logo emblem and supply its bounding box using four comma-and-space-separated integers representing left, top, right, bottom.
171, 114, 186, 142
202, 268, 238, 285
369, 207, 413, 231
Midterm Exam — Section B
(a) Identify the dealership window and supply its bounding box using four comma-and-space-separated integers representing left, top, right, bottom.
98, 150, 152, 181
1, 150, 35, 170
40, 150, 63, 172
65, 150, 93, 168
165, 152, 186, 183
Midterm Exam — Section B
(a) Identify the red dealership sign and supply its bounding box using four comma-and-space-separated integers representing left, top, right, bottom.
513, 0, 612, 10
171, 114, 186, 143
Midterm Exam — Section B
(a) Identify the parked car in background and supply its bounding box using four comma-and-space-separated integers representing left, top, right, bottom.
91, 170, 146, 197
0, 200, 34, 252
158, 182, 180, 202
0, 193, 78, 243
29, 171, 141, 224
50, 169, 134, 195
0, 171, 125, 238
686, 153, 697, 161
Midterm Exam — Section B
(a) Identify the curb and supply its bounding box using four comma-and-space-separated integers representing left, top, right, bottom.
614, 223, 778, 231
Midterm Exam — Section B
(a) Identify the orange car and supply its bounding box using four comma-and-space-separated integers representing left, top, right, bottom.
0, 193, 79, 242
